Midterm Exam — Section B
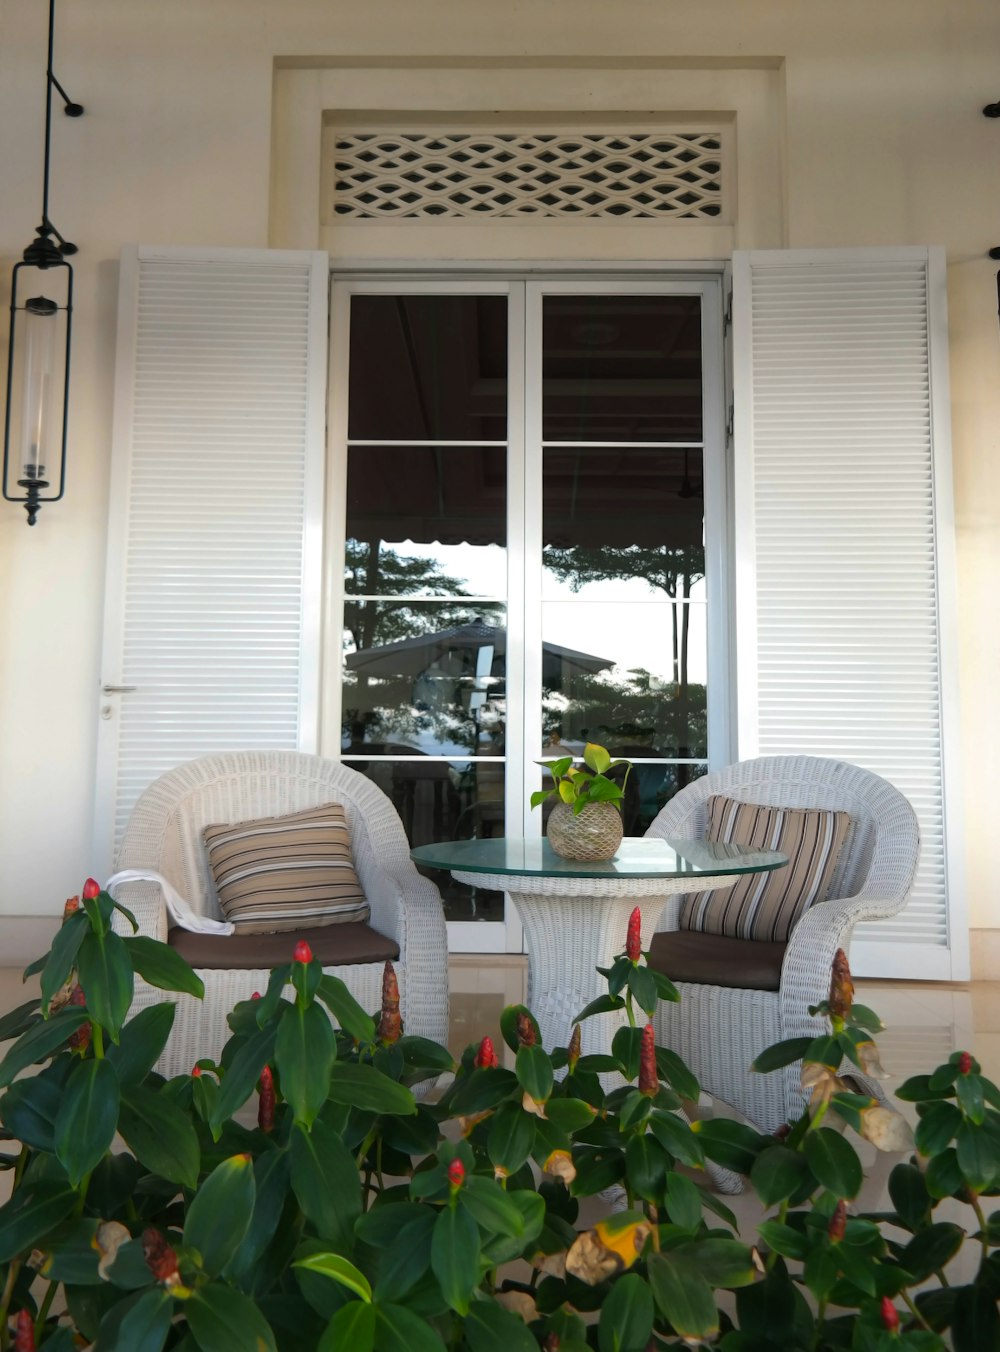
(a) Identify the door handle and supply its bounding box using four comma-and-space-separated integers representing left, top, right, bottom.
102, 684, 137, 693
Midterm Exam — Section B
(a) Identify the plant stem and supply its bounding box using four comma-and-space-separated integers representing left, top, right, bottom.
11, 1145, 28, 1191
92, 1023, 105, 1059
901, 1287, 933, 1332
969, 1191, 990, 1266
33, 1280, 58, 1341
625, 991, 636, 1031
0, 1257, 23, 1351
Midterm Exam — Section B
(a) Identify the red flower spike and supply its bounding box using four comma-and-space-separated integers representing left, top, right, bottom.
828, 948, 855, 1021
958, 1051, 973, 1075
377, 961, 402, 1044
567, 1023, 582, 1073
82, 878, 101, 900
772, 1122, 791, 1141
639, 1023, 658, 1096
626, 905, 642, 962
142, 1227, 181, 1286
293, 940, 313, 964
516, 1012, 537, 1047
828, 1199, 847, 1242
447, 1158, 465, 1189
14, 1309, 35, 1352
251, 991, 262, 1001
475, 1035, 499, 1069
880, 1296, 900, 1332
62, 895, 80, 923
258, 1065, 276, 1133
191, 1066, 202, 1078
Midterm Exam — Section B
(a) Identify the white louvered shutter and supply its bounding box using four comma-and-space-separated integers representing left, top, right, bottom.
94, 246, 328, 866
731, 247, 967, 980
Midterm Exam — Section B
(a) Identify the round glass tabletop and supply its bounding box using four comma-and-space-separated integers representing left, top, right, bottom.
410, 836, 787, 881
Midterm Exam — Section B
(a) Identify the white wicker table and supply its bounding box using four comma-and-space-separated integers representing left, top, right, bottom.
410, 837, 786, 1066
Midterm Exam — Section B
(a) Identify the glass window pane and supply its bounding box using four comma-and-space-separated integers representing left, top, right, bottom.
343, 603, 507, 757
348, 295, 508, 441
542, 295, 702, 442
540, 600, 707, 761
542, 444, 704, 599
346, 445, 506, 597
345, 759, 505, 923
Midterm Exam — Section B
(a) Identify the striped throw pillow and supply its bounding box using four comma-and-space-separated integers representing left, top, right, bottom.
679, 795, 852, 942
203, 802, 369, 935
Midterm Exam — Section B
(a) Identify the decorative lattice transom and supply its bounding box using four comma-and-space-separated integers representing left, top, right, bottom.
331, 131, 725, 221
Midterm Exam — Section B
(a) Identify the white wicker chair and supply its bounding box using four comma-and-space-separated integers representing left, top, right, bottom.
110, 750, 449, 1078
645, 756, 919, 1133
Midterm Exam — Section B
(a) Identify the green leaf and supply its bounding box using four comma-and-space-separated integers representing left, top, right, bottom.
751, 1037, 814, 1074
0, 1063, 65, 1151
648, 1110, 705, 1169
184, 1152, 256, 1275
294, 1251, 372, 1302
374, 1301, 448, 1352
956, 1120, 999, 1192
584, 743, 611, 775
499, 1005, 542, 1052
613, 1026, 643, 1080
464, 1299, 538, 1352
0, 1005, 89, 1087
757, 1220, 809, 1261
751, 1144, 811, 1208
255, 963, 291, 1026
803, 1034, 841, 1070
77, 928, 134, 1042
572, 993, 626, 1023
664, 1171, 703, 1230
895, 1074, 954, 1103
118, 1082, 200, 1189
924, 1146, 964, 1199
544, 1098, 597, 1134
223, 1148, 290, 1282
626, 964, 658, 1017
692, 1117, 762, 1174
460, 1175, 527, 1238
318, 1302, 375, 1352
670, 1238, 757, 1288
802, 1127, 863, 1199
0, 997, 41, 1043
647, 1252, 718, 1342
372, 1210, 434, 1299
625, 1134, 667, 1204
186, 1281, 277, 1352
956, 1072, 986, 1125
211, 1023, 277, 1127
649, 969, 680, 1004
516, 1044, 553, 1104
54, 1057, 120, 1186
431, 1202, 480, 1314
107, 1002, 176, 1085
488, 1102, 536, 1176
915, 1100, 963, 1157
122, 936, 205, 999
397, 1035, 456, 1077
654, 1047, 700, 1103
289, 1118, 361, 1247
276, 1000, 336, 1127
848, 1003, 884, 1033
598, 1272, 653, 1352
40, 912, 87, 1014
327, 1062, 416, 1115
95, 1287, 173, 1352
888, 1162, 932, 1232
951, 1283, 1000, 1352
0, 1179, 77, 1262
899, 1222, 964, 1283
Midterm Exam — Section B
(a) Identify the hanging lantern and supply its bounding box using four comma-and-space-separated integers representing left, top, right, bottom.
2, 0, 82, 526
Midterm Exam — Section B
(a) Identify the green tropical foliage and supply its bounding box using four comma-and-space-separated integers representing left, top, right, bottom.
0, 886, 996, 1349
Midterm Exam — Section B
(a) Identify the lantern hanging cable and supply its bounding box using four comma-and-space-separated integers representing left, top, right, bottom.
2, 0, 83, 525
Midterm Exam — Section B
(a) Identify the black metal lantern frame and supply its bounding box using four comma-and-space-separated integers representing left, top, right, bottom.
2, 0, 82, 526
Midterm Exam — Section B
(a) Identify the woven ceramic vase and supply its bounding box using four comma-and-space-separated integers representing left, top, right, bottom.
546, 800, 624, 862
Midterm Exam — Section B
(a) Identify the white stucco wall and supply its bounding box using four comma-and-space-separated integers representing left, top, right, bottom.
0, 0, 998, 945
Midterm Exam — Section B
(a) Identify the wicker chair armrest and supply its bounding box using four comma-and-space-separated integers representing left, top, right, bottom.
355, 861, 447, 967
109, 880, 170, 944
780, 888, 897, 1037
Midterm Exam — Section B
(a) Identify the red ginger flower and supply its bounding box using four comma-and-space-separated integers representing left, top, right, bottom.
626, 905, 642, 962
258, 1065, 276, 1133
447, 1158, 465, 1189
142, 1227, 181, 1287
82, 878, 101, 900
475, 1036, 499, 1069
191, 1066, 202, 1078
378, 961, 402, 1043
62, 895, 80, 922
958, 1051, 973, 1075
516, 1012, 537, 1047
829, 948, 855, 1021
880, 1296, 900, 1333
293, 939, 313, 964
828, 1199, 847, 1242
14, 1309, 35, 1352
567, 1023, 582, 1072
639, 1023, 658, 1096
251, 991, 262, 1000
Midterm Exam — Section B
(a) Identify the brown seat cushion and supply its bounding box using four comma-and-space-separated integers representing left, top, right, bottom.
648, 929, 787, 992
169, 922, 399, 971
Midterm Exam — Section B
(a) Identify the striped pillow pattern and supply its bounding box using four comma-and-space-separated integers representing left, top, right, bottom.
679, 795, 852, 942
203, 802, 369, 935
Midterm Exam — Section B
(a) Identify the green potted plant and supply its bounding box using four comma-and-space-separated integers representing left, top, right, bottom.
0, 881, 997, 1349
531, 741, 632, 861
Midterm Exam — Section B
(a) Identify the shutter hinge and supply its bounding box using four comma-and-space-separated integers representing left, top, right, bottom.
723, 288, 733, 333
